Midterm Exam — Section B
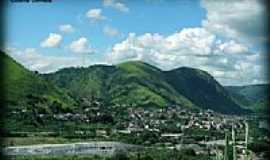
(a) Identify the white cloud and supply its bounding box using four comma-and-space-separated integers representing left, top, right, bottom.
233, 60, 266, 84
107, 27, 266, 85
6, 47, 105, 73
165, 28, 216, 55
103, 25, 120, 37
59, 24, 74, 33
108, 28, 217, 66
5, 1, 267, 86
103, 0, 129, 12
216, 40, 248, 54
107, 28, 217, 67
212, 70, 225, 77
86, 9, 106, 21
246, 53, 260, 62
40, 33, 62, 48
201, 0, 267, 45
68, 37, 94, 54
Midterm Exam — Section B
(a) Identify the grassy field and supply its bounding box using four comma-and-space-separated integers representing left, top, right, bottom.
3, 137, 97, 147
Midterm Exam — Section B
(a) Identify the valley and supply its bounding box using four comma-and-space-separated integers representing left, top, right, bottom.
2, 52, 269, 160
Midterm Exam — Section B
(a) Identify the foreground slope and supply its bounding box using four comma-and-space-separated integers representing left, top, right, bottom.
2, 52, 76, 111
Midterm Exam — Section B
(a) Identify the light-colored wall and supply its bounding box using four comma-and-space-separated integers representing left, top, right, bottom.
3, 142, 136, 156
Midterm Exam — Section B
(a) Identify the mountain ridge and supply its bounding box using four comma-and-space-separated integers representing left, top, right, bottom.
2, 52, 254, 114
225, 84, 269, 112
43, 60, 247, 114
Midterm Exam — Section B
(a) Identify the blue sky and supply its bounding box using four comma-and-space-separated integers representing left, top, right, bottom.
7, 0, 205, 53
5, 0, 268, 86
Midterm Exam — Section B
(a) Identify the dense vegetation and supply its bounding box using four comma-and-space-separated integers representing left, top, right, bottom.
43, 61, 194, 109
2, 51, 269, 160
3, 52, 268, 133
225, 84, 269, 113
165, 67, 246, 114
1, 52, 77, 131
43, 60, 246, 114
2, 52, 77, 112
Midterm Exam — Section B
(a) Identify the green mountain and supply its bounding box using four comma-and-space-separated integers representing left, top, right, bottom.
44, 61, 195, 109
225, 84, 269, 112
2, 51, 248, 114
226, 84, 269, 102
164, 67, 246, 114
44, 61, 246, 114
2, 51, 77, 112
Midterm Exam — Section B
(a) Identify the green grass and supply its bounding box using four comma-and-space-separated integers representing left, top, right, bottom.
3, 137, 72, 147
2, 52, 77, 110
44, 60, 196, 109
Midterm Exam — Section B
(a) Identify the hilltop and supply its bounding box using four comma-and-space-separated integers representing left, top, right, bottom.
44, 60, 246, 114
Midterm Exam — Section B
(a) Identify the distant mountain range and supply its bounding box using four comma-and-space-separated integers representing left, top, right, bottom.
3, 51, 268, 115
225, 84, 269, 113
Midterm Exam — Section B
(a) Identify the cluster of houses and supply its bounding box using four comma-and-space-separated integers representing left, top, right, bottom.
10, 104, 248, 138
112, 106, 247, 135
8, 103, 269, 158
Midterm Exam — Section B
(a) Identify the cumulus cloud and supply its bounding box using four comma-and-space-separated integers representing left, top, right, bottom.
165, 28, 216, 56
103, 0, 129, 12
245, 51, 265, 63
86, 9, 107, 21
6, 47, 79, 72
7, 0, 266, 85
106, 27, 266, 85
103, 25, 120, 37
107, 28, 217, 66
233, 60, 266, 84
59, 24, 74, 33
68, 37, 94, 54
5, 47, 105, 73
201, 0, 267, 45
40, 33, 62, 48
216, 40, 248, 54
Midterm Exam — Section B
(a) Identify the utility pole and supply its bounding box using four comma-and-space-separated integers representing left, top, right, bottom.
224, 132, 229, 160
245, 122, 250, 160
232, 126, 237, 160
245, 122, 249, 149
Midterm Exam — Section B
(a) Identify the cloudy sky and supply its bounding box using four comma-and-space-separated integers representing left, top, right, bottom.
4, 0, 268, 86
